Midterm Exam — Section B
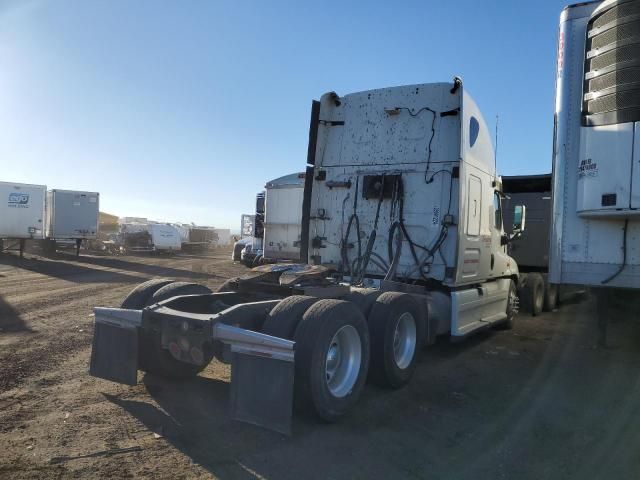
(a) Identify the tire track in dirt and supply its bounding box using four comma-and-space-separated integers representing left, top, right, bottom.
0, 251, 246, 395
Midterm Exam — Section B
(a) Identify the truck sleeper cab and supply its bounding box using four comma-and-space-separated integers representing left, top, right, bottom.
89, 79, 522, 434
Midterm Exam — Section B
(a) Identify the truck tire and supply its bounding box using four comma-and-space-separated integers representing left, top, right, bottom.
367, 292, 422, 388
216, 277, 239, 292
120, 278, 174, 309
232, 242, 244, 261
140, 282, 214, 378
496, 279, 518, 330
520, 273, 544, 316
262, 295, 318, 339
293, 299, 370, 422
543, 282, 558, 312
150, 281, 212, 304
342, 289, 381, 317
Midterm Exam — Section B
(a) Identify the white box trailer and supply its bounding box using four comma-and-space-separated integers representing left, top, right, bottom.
45, 190, 99, 239
43, 189, 99, 257
0, 181, 46, 257
263, 172, 305, 261
551, 0, 640, 342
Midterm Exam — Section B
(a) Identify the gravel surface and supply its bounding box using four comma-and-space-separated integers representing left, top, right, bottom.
1, 248, 639, 479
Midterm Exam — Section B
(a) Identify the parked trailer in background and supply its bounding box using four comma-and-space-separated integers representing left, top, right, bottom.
263, 172, 305, 262
89, 79, 526, 434
0, 181, 46, 258
183, 226, 218, 253
148, 224, 182, 253
44, 189, 99, 257
213, 228, 231, 246
503, 175, 560, 315
232, 214, 256, 261
552, 0, 640, 343
237, 193, 265, 265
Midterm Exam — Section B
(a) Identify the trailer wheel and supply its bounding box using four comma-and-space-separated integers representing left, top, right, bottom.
140, 282, 213, 378
120, 278, 174, 309
342, 289, 381, 317
520, 273, 544, 316
150, 281, 212, 304
367, 292, 421, 388
262, 296, 318, 339
496, 279, 518, 330
294, 299, 370, 422
543, 282, 558, 311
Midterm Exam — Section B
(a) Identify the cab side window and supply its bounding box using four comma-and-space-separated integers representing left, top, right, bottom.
493, 192, 502, 230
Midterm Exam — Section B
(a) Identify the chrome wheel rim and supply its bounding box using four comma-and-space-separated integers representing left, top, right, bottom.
325, 325, 361, 398
393, 312, 417, 369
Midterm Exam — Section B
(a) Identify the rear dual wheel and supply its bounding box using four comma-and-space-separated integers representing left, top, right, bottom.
368, 292, 422, 388
520, 273, 557, 315
520, 273, 544, 316
293, 299, 370, 422
268, 292, 422, 421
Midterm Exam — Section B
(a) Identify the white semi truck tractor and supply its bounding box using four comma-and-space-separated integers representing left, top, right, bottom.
89, 79, 525, 434
552, 0, 640, 344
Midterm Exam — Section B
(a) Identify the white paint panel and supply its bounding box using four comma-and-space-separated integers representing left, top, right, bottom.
450, 279, 510, 336
577, 124, 633, 214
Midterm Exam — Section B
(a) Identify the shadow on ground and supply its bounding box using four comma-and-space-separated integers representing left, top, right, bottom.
0, 295, 31, 333
0, 254, 144, 284
105, 372, 292, 478
72, 255, 222, 281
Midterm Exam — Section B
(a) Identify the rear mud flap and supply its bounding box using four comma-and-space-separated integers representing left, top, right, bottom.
230, 351, 294, 435
89, 321, 139, 386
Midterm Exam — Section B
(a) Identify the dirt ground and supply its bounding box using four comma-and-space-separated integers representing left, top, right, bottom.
1, 247, 639, 480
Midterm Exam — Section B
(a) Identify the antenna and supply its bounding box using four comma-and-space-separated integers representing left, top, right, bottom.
494, 114, 499, 178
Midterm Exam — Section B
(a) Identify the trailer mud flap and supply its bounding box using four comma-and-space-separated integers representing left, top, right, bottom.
89, 307, 142, 386
229, 350, 294, 435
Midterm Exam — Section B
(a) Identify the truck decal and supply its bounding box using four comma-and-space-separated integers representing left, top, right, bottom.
8, 192, 30, 208
432, 206, 440, 225
578, 158, 598, 178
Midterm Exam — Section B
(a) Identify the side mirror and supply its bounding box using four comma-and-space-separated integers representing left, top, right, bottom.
513, 205, 526, 233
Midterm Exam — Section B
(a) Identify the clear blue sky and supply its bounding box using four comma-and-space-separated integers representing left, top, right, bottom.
1, 0, 568, 229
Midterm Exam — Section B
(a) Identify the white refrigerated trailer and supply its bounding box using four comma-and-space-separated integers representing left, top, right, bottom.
44, 189, 99, 256
89, 79, 525, 434
263, 172, 305, 262
0, 181, 46, 258
551, 0, 640, 343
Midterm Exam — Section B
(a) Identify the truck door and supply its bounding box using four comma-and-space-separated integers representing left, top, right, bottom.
460, 174, 482, 279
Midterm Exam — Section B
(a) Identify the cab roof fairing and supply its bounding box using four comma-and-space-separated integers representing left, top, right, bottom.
460, 88, 496, 177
